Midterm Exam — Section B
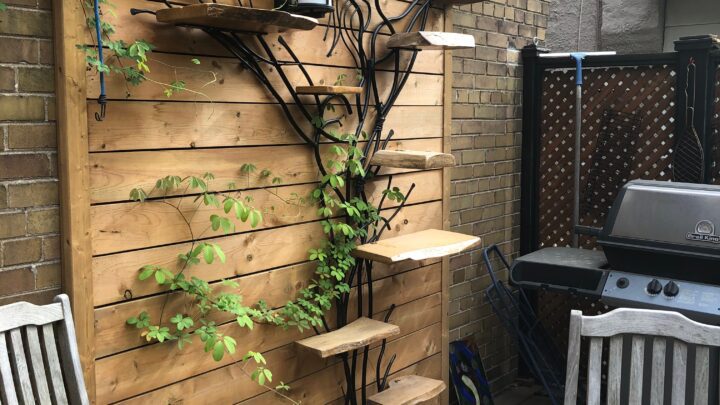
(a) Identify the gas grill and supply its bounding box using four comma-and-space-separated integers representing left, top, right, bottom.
511, 180, 720, 323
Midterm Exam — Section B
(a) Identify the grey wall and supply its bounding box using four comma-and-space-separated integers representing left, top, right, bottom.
547, 0, 666, 53
663, 0, 720, 51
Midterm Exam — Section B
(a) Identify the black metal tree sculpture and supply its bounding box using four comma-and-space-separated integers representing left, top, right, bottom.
132, 0, 479, 402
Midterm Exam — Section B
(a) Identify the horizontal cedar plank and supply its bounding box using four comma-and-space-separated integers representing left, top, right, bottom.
92, 197, 442, 306
118, 295, 440, 404
91, 170, 439, 255
240, 323, 442, 404
90, 138, 442, 203
95, 266, 441, 403
94, 200, 442, 356
88, 102, 442, 152
86, 53, 443, 105
91, 0, 443, 73
327, 353, 442, 405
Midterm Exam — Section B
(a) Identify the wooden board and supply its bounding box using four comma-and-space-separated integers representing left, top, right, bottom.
115, 293, 440, 404
296, 317, 400, 358
296, 85, 364, 95
88, 102, 442, 152
155, 4, 318, 33
89, 138, 442, 203
387, 31, 476, 50
353, 229, 481, 263
367, 375, 446, 405
370, 150, 456, 169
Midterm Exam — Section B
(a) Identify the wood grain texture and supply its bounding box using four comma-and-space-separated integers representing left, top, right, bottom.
42, 324, 69, 405
94, 0, 444, 58
0, 333, 19, 404
695, 345, 710, 405
0, 301, 63, 332
370, 150, 455, 169
367, 374, 445, 405
586, 337, 602, 405
629, 335, 645, 405
96, 277, 440, 403
296, 85, 363, 95
352, 229, 480, 263
650, 337, 666, 405
296, 317, 400, 358
87, 53, 443, 105
88, 102, 442, 152
53, 0, 95, 398
89, 138, 441, 203
563, 310, 581, 405
580, 308, 720, 345
9, 328, 35, 403
25, 326, 52, 404
387, 32, 475, 50
240, 324, 442, 404
90, 170, 440, 255
117, 293, 441, 404
607, 335, 623, 405
671, 340, 687, 405
156, 4, 318, 33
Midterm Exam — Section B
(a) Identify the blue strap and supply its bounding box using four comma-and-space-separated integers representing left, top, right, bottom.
93, 0, 107, 119
570, 52, 586, 85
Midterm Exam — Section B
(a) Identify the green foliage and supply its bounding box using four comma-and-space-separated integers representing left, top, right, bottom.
0, 2, 7, 11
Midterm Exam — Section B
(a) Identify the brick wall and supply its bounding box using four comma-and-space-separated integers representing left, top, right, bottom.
0, 0, 61, 305
449, 0, 549, 394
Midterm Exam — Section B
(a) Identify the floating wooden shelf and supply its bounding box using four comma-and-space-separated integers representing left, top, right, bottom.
353, 229, 481, 264
295, 317, 399, 358
369, 150, 456, 169
368, 375, 446, 405
387, 32, 475, 50
296, 85, 363, 95
155, 3, 318, 33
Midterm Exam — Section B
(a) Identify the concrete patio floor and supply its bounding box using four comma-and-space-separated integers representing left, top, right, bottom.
493, 383, 554, 405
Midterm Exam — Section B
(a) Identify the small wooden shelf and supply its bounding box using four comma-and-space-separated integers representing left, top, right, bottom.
295, 317, 399, 358
353, 229, 480, 264
155, 4, 318, 33
296, 85, 363, 95
368, 375, 446, 405
387, 32, 475, 50
369, 150, 456, 169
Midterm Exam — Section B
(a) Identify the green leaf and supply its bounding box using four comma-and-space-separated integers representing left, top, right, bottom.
213, 244, 226, 263
223, 336, 236, 354
154, 270, 166, 284
249, 210, 262, 228
212, 341, 225, 361
138, 265, 154, 281
191, 58, 201, 65
263, 368, 273, 383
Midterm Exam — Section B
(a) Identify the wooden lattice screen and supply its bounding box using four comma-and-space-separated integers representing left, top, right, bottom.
537, 65, 677, 249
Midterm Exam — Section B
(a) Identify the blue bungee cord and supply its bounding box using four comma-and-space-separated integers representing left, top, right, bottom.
93, 0, 107, 121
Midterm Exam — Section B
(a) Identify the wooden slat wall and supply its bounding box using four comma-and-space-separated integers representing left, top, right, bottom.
79, 0, 450, 402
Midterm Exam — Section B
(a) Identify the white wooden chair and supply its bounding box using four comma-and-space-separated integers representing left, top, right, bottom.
564, 307, 720, 405
0, 294, 89, 404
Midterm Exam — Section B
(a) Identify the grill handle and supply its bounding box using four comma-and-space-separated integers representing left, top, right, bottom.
574, 225, 602, 237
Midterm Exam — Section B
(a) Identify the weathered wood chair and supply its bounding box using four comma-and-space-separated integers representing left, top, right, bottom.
564, 307, 720, 405
0, 294, 89, 404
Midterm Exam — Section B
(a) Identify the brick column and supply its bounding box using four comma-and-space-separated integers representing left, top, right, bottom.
449, 0, 549, 394
0, 0, 61, 304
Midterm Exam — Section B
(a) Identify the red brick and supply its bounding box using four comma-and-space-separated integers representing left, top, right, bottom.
0, 153, 51, 179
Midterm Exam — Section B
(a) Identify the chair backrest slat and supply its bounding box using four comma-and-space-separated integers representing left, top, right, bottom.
41, 324, 68, 405
8, 329, 35, 404
0, 295, 88, 405
565, 308, 720, 405
607, 335, 623, 405
671, 340, 687, 405
25, 326, 51, 404
650, 337, 666, 405
629, 335, 645, 404
0, 333, 18, 405
586, 337, 603, 405
695, 345, 710, 405
563, 312, 581, 405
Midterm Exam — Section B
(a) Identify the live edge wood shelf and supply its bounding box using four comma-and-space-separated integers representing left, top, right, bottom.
295, 317, 400, 358
369, 150, 456, 169
353, 229, 481, 264
155, 3, 319, 33
368, 375, 447, 405
387, 32, 476, 50
296, 85, 363, 95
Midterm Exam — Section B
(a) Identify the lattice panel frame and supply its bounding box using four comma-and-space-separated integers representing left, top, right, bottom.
537, 65, 677, 249
711, 63, 720, 184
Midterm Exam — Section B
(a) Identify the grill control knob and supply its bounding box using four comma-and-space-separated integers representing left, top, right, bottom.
616, 277, 629, 289
646, 279, 663, 295
663, 281, 680, 297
